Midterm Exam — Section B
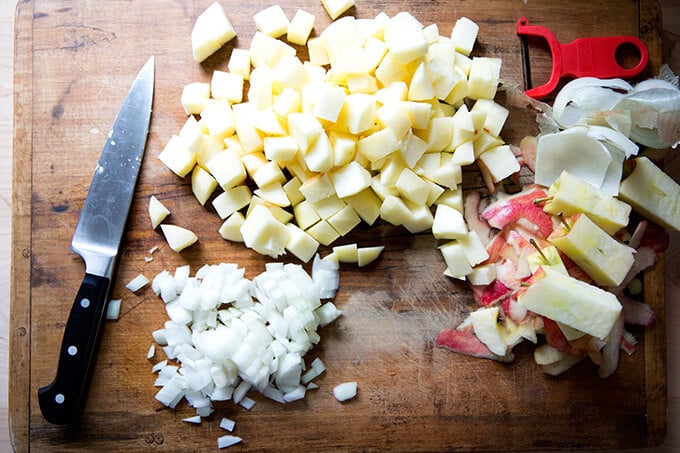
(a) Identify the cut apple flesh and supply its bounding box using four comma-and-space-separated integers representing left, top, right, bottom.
542, 170, 631, 235
618, 156, 680, 231
518, 268, 622, 339
548, 213, 635, 287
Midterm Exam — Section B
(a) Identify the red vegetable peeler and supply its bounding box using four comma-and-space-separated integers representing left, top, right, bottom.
516, 17, 649, 99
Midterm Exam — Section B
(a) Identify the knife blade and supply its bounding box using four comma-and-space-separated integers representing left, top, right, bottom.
38, 57, 155, 425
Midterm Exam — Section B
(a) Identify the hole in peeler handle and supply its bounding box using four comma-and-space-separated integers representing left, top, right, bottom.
615, 42, 643, 70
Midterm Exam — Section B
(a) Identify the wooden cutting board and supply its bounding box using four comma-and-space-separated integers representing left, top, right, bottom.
10, 0, 667, 451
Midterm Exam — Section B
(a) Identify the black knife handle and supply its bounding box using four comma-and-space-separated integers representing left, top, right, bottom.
38, 273, 111, 425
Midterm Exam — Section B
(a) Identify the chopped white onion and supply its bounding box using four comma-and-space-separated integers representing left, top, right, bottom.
106, 299, 121, 320
217, 435, 242, 449
219, 417, 236, 432
147, 344, 155, 359
126, 274, 149, 293
333, 381, 358, 402
183, 415, 202, 424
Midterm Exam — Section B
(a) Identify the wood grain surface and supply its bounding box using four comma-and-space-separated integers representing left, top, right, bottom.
7, 0, 679, 451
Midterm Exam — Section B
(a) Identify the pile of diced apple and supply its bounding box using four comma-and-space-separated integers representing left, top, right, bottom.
158, 5, 517, 275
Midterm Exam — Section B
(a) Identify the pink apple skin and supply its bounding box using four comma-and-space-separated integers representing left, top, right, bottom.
435, 328, 512, 362
502, 295, 529, 323
471, 279, 512, 307
464, 190, 492, 245
598, 312, 624, 378
541, 318, 583, 358
618, 295, 655, 326
482, 187, 553, 238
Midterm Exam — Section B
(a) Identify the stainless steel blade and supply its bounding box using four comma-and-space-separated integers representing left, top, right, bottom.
71, 57, 154, 278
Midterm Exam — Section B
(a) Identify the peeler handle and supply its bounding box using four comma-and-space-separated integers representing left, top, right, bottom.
516, 17, 649, 99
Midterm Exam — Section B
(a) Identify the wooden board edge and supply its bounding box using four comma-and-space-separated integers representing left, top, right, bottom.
638, 0, 668, 447
9, 1, 34, 452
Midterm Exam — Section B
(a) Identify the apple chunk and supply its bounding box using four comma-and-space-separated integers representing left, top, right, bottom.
149, 196, 170, 229
160, 224, 198, 253
518, 268, 622, 339
191, 2, 237, 63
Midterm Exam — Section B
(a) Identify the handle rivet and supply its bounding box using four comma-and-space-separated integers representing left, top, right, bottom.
80, 298, 91, 308
55, 393, 65, 404
67, 345, 78, 356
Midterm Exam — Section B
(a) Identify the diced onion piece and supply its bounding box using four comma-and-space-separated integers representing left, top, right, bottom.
126, 274, 150, 293
217, 435, 243, 449
106, 299, 121, 320
183, 415, 202, 424
219, 417, 236, 432
333, 381, 357, 401
147, 345, 156, 360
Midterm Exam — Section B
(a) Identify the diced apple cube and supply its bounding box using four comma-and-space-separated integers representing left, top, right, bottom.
240, 204, 290, 258
159, 135, 197, 178
376, 103, 412, 141
211, 70, 244, 103
161, 224, 198, 253
402, 201, 434, 233
336, 93, 376, 135
264, 136, 299, 163
467, 263, 497, 286
181, 82, 210, 115
247, 195, 294, 224
436, 188, 463, 212
333, 243, 359, 263
375, 81, 408, 105
272, 55, 311, 93
344, 188, 381, 225
432, 204, 467, 239
254, 4, 289, 38
191, 166, 218, 206
327, 205, 361, 235
191, 2, 236, 63
478, 145, 520, 183
471, 98, 509, 137
287, 9, 315, 45
149, 196, 170, 229
285, 223, 320, 263
308, 37, 330, 66
218, 212, 245, 242
212, 185, 252, 219
330, 161, 372, 199
313, 84, 347, 123
288, 112, 323, 152
197, 134, 225, 169
205, 149, 247, 189
199, 100, 236, 139
232, 103, 264, 153
399, 101, 431, 130
450, 17, 478, 56
304, 130, 334, 173
299, 173, 335, 203
330, 131, 357, 167
375, 52, 409, 87
458, 230, 489, 267
379, 195, 412, 226
254, 182, 291, 207
294, 200, 322, 229
452, 141, 475, 166
248, 65, 274, 111
320, 0, 355, 20
273, 88, 302, 117
395, 168, 429, 206
408, 61, 435, 101
399, 132, 429, 169
371, 175, 399, 200
468, 57, 502, 100
420, 117, 454, 152
439, 240, 473, 279
527, 244, 568, 275
252, 161, 286, 188
228, 48, 251, 80
250, 31, 297, 68
357, 246, 384, 267
357, 127, 400, 163
312, 195, 346, 219
306, 219, 340, 246
384, 14, 428, 65
179, 116, 203, 154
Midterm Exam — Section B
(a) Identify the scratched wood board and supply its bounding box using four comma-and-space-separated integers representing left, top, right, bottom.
10, 0, 667, 451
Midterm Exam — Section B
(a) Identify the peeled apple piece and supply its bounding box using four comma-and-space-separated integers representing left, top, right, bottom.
548, 213, 635, 287
543, 170, 631, 235
518, 268, 622, 340
160, 224, 198, 253
191, 2, 237, 63
149, 196, 171, 229
618, 156, 680, 231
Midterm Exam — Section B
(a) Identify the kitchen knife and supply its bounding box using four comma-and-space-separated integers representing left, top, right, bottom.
38, 57, 155, 425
